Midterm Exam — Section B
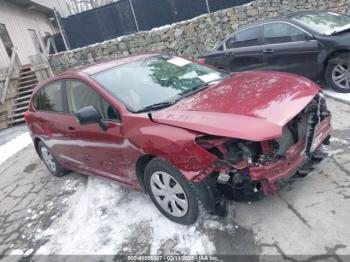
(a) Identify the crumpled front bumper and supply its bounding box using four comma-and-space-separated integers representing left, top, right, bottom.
249, 115, 332, 195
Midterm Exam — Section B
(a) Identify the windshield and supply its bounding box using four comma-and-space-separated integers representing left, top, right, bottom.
292, 11, 350, 35
92, 55, 227, 112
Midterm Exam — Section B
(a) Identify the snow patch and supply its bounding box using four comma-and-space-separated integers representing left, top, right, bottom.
326, 149, 344, 156
0, 132, 31, 165
324, 90, 350, 103
10, 249, 24, 255
35, 177, 217, 255
24, 249, 34, 256
330, 137, 349, 145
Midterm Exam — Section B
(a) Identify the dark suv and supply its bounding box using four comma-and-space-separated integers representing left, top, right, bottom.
201, 11, 350, 93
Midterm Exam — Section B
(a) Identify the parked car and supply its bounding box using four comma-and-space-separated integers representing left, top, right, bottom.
24, 54, 331, 224
201, 10, 350, 93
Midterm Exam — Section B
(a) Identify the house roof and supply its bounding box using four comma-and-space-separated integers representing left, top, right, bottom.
6, 0, 54, 15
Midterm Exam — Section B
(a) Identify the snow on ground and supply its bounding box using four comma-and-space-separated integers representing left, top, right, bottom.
35, 177, 219, 255
324, 89, 350, 103
0, 131, 31, 165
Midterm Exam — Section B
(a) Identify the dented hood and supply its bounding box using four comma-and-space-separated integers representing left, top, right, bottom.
152, 71, 320, 141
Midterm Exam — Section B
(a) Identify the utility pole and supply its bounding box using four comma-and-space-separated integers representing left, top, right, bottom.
54, 8, 70, 51
129, 0, 140, 32
205, 0, 210, 14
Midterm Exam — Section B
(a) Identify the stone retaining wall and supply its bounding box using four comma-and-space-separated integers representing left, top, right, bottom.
49, 0, 350, 74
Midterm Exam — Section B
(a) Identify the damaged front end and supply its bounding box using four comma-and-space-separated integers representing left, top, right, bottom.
194, 93, 332, 202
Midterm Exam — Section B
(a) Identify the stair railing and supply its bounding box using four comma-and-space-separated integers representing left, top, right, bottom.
0, 47, 20, 104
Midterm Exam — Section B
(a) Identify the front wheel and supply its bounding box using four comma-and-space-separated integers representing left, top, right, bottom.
144, 158, 200, 225
38, 141, 68, 177
325, 62, 350, 93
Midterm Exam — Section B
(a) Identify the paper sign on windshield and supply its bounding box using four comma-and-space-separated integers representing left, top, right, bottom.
199, 73, 221, 83
167, 57, 191, 67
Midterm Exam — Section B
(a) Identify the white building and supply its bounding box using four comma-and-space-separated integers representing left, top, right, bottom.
0, 0, 58, 129
0, 0, 58, 67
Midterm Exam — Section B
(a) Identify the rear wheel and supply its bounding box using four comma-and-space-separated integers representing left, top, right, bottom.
326, 62, 350, 93
144, 158, 200, 225
38, 141, 68, 177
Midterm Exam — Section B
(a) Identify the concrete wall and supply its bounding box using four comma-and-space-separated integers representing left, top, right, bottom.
49, 0, 350, 74
0, 0, 56, 66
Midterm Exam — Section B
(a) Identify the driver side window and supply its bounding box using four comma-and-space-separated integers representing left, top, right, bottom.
65, 80, 121, 122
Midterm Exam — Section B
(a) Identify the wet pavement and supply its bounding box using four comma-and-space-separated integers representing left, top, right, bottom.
0, 97, 349, 259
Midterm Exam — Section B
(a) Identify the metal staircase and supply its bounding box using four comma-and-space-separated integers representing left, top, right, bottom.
8, 66, 38, 126
0, 49, 53, 130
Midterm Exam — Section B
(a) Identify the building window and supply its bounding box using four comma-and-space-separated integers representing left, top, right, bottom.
0, 23, 14, 57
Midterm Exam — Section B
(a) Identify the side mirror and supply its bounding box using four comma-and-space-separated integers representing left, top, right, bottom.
75, 106, 108, 131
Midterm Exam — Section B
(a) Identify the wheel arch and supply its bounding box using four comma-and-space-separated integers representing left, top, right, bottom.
135, 154, 157, 191
325, 49, 350, 67
128, 124, 217, 184
33, 137, 43, 158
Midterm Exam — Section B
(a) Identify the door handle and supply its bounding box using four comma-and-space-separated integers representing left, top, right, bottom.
263, 49, 274, 54
67, 126, 76, 138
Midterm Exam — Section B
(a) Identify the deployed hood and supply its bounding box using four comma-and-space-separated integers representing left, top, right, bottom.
152, 71, 320, 141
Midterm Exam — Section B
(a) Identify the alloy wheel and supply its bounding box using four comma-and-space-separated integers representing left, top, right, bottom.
41, 147, 57, 173
150, 171, 189, 217
332, 63, 350, 90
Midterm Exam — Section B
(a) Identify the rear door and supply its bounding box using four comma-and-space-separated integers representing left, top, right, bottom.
61, 79, 134, 185
261, 22, 320, 79
224, 26, 264, 72
32, 80, 69, 164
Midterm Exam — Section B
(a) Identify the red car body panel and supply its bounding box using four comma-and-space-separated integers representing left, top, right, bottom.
250, 115, 331, 194
25, 54, 331, 195
152, 71, 320, 141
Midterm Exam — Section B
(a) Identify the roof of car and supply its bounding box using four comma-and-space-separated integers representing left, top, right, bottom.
235, 10, 324, 31
61, 53, 158, 76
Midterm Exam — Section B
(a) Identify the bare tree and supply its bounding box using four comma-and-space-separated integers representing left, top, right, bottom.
65, 0, 115, 14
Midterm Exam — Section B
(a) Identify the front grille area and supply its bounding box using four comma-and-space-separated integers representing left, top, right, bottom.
274, 94, 328, 156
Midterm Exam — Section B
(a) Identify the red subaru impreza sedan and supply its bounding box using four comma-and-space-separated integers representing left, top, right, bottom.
25, 53, 332, 224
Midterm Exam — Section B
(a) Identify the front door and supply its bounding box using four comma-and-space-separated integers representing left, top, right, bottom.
32, 80, 70, 164
261, 22, 320, 80
224, 26, 264, 72
62, 79, 133, 185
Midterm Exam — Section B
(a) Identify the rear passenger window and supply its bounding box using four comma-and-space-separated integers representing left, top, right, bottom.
263, 23, 307, 44
65, 80, 120, 122
226, 27, 260, 49
35, 81, 64, 112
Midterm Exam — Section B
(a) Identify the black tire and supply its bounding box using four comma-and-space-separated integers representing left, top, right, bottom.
144, 158, 200, 225
325, 62, 350, 93
38, 141, 68, 177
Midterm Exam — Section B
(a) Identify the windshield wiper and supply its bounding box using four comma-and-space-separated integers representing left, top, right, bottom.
134, 100, 176, 113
